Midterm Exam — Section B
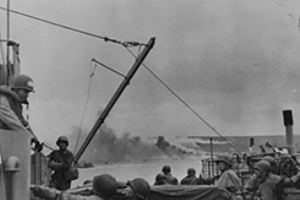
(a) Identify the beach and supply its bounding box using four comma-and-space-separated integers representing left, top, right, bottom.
72, 157, 202, 187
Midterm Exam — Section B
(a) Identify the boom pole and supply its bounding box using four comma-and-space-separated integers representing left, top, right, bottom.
74, 37, 156, 163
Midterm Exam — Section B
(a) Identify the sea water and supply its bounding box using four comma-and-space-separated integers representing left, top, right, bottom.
72, 157, 202, 187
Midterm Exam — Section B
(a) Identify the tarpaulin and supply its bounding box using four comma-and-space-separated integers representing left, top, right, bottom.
150, 185, 232, 200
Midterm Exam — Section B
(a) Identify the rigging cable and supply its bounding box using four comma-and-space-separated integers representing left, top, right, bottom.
0, 6, 241, 153
73, 60, 95, 153
42, 142, 56, 151
91, 58, 127, 78
125, 47, 241, 154
0, 33, 5, 64
0, 6, 147, 48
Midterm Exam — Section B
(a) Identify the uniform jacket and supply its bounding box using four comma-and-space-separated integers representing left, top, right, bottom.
0, 86, 29, 132
257, 173, 283, 200
48, 149, 75, 190
164, 173, 179, 185
180, 175, 199, 185
216, 169, 242, 194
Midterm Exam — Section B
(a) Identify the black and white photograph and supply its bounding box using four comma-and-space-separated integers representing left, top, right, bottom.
1, 1, 300, 200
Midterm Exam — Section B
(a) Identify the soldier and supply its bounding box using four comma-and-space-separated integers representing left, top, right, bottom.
118, 178, 151, 200
161, 165, 178, 185
153, 173, 167, 185
214, 155, 242, 198
263, 156, 279, 174
0, 74, 39, 143
245, 159, 300, 200
244, 156, 279, 193
31, 174, 119, 200
249, 160, 283, 200
48, 136, 75, 190
180, 168, 199, 185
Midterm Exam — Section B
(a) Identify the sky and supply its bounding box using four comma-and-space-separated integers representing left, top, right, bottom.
1, 0, 300, 145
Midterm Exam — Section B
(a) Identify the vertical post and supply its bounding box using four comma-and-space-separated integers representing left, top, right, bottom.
283, 110, 295, 155
6, 0, 10, 85
210, 137, 214, 177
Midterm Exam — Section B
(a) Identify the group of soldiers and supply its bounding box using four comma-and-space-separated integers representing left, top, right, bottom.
2, 75, 300, 200
0, 75, 151, 200
153, 154, 300, 200
31, 174, 151, 200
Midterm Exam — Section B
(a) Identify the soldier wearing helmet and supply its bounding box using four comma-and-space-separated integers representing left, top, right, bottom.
119, 178, 151, 200
180, 167, 199, 185
245, 156, 280, 193
31, 173, 119, 200
153, 173, 167, 185
92, 174, 119, 198
245, 160, 283, 200
263, 156, 279, 174
214, 154, 242, 198
48, 136, 75, 190
159, 165, 178, 185
0, 74, 37, 137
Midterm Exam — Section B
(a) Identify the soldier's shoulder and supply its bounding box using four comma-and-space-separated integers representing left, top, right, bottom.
66, 149, 74, 155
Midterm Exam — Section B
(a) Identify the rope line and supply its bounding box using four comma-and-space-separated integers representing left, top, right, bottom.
42, 142, 56, 151
0, 6, 147, 47
0, 6, 240, 153
125, 47, 241, 153
73, 61, 95, 153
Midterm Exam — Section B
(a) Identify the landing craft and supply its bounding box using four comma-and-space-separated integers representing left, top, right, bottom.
2, 4, 300, 200
0, 5, 230, 200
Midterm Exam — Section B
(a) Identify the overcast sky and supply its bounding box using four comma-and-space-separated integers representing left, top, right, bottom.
1, 0, 300, 145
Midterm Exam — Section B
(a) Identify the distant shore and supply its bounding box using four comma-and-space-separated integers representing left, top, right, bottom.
72, 156, 202, 187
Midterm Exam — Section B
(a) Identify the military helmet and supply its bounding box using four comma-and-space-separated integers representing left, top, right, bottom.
12, 74, 34, 92
187, 167, 196, 175
263, 156, 276, 165
253, 160, 271, 174
56, 136, 69, 146
128, 178, 151, 200
155, 173, 166, 181
92, 174, 118, 198
216, 154, 233, 166
162, 165, 171, 173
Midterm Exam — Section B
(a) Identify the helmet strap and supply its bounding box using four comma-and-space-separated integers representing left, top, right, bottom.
26, 104, 29, 121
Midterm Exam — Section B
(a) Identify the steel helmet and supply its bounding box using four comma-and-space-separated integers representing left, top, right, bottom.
216, 155, 233, 166
92, 174, 118, 198
162, 165, 171, 173
56, 136, 69, 146
128, 178, 151, 200
12, 74, 34, 92
263, 156, 276, 165
155, 173, 166, 181
253, 160, 271, 174
187, 168, 196, 175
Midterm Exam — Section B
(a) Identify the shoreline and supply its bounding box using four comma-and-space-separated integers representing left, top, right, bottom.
72, 156, 203, 187
91, 155, 203, 167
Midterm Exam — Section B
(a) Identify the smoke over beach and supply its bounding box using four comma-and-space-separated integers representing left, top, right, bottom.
69, 124, 166, 164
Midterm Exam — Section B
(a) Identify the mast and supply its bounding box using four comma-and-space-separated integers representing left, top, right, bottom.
6, 0, 10, 85
74, 37, 156, 163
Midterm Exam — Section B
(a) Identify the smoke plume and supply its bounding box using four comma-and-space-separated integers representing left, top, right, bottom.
69, 123, 165, 164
